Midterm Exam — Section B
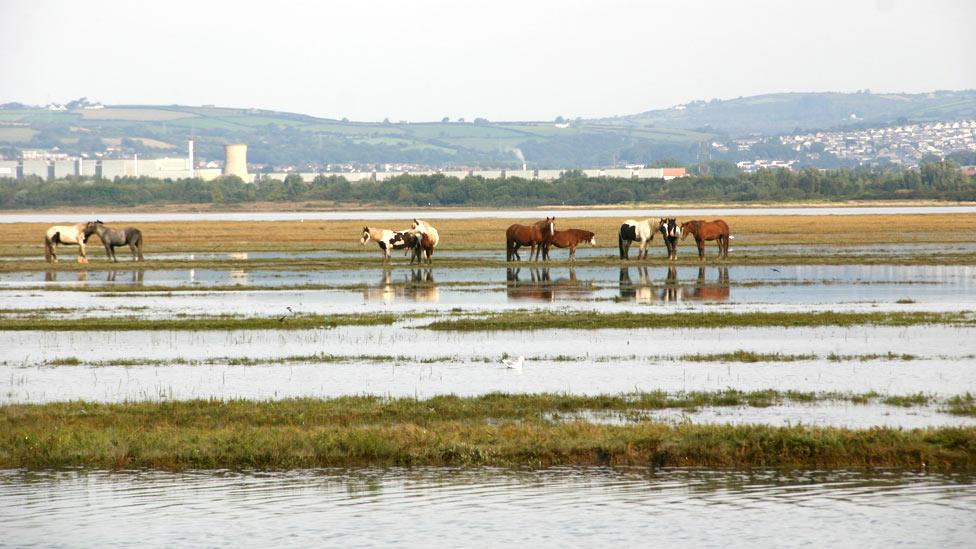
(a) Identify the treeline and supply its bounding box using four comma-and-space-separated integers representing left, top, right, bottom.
1, 162, 973, 209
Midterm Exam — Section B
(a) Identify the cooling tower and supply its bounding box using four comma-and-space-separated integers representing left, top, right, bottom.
223, 144, 249, 180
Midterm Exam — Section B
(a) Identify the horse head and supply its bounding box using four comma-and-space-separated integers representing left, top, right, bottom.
545, 216, 555, 237
667, 218, 678, 238
360, 226, 371, 245
84, 220, 102, 238
680, 221, 696, 240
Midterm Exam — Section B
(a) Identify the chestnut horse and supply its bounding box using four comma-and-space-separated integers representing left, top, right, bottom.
506, 217, 554, 261
543, 229, 596, 261
680, 219, 731, 260
397, 231, 435, 265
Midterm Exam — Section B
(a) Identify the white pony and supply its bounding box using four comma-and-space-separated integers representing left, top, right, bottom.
618, 219, 656, 260
44, 223, 94, 263
410, 219, 439, 261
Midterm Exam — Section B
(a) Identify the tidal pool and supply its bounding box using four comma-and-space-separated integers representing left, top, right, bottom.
2, 324, 974, 402
2, 264, 974, 315
1, 467, 973, 547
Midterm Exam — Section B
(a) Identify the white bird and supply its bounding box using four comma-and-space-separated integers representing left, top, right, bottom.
502, 355, 525, 370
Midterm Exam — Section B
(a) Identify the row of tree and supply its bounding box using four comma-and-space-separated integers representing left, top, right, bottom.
1, 162, 973, 209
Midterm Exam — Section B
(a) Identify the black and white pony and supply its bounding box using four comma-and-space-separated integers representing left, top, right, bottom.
618, 219, 656, 259
658, 217, 679, 261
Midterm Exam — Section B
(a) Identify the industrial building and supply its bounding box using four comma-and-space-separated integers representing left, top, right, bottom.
265, 166, 687, 183
1, 140, 687, 183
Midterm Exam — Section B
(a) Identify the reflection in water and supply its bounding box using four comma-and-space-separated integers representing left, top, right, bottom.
105, 270, 145, 284
363, 268, 439, 303
507, 268, 595, 302
619, 266, 730, 303
43, 270, 89, 284
683, 267, 731, 302
1, 467, 973, 547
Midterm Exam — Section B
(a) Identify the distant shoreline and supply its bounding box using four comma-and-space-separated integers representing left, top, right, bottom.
2, 198, 974, 216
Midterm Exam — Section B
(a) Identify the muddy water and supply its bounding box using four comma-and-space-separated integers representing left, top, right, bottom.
1, 467, 973, 547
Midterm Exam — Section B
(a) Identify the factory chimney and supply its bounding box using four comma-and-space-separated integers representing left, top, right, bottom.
187, 139, 195, 179
223, 143, 249, 181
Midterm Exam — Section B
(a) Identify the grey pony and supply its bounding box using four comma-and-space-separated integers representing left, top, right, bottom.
87, 220, 144, 262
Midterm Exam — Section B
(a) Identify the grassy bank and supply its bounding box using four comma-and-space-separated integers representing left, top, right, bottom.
2, 395, 974, 471
0, 312, 397, 331
422, 310, 976, 331
2, 213, 976, 257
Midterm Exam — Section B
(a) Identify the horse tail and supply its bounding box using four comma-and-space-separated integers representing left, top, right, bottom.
44, 235, 53, 262
132, 229, 145, 260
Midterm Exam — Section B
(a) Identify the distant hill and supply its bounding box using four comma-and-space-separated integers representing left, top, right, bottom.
597, 90, 976, 136
1, 90, 974, 168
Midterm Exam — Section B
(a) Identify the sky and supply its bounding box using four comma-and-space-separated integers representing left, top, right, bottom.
1, 0, 974, 122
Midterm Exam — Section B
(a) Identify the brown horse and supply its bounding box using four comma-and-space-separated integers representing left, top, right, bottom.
680, 219, 731, 260
543, 229, 596, 261
506, 217, 554, 261
396, 231, 435, 265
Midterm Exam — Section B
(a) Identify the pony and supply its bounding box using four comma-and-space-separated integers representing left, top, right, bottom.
44, 222, 96, 263
409, 219, 439, 262
658, 217, 679, 261
87, 220, 144, 262
680, 219, 731, 260
410, 219, 439, 247
618, 219, 656, 260
506, 217, 554, 262
360, 226, 405, 260
543, 229, 596, 261
396, 231, 435, 265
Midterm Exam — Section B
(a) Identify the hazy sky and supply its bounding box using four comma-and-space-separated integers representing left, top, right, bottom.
1, 0, 973, 122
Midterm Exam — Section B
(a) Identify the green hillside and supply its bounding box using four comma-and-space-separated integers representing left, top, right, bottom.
0, 104, 709, 168
1, 90, 974, 167
600, 90, 976, 135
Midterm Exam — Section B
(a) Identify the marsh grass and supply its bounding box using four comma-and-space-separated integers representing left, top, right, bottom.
945, 394, 976, 417
680, 351, 817, 363
422, 310, 975, 331
3, 213, 976, 257
0, 312, 397, 331
2, 393, 974, 471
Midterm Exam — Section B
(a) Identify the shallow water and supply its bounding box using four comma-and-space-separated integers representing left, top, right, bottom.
566, 404, 976, 429
4, 205, 976, 223
1, 467, 973, 547
3, 324, 974, 402
2, 264, 974, 315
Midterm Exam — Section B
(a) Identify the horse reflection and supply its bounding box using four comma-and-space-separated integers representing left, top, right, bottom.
619, 267, 680, 303
682, 267, 731, 301
105, 270, 145, 284
507, 267, 594, 302
618, 266, 729, 302
45, 270, 90, 283
363, 268, 440, 303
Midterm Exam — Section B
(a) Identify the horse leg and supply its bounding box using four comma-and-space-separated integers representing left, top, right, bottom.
78, 241, 88, 264
697, 238, 705, 262
44, 237, 54, 263
570, 245, 576, 262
